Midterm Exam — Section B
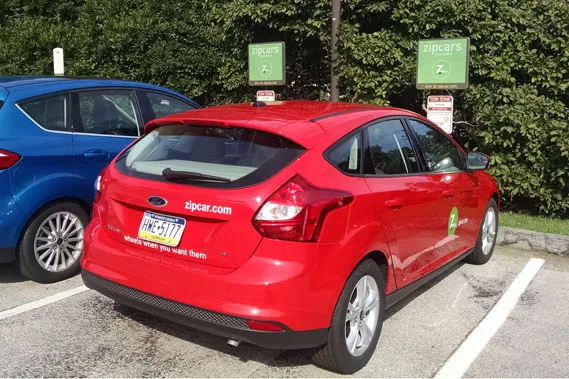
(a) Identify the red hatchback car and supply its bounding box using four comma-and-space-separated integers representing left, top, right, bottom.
81, 101, 499, 374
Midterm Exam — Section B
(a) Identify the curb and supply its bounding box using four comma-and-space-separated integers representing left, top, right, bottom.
497, 226, 569, 256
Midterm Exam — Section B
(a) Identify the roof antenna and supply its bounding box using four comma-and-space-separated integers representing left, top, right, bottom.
252, 101, 267, 108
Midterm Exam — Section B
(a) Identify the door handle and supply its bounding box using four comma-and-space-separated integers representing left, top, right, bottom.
83, 149, 110, 162
385, 199, 403, 209
443, 189, 455, 198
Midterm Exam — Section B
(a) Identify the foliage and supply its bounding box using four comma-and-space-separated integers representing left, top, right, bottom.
0, 0, 222, 104
338, 0, 569, 216
210, 0, 331, 102
0, 0, 568, 216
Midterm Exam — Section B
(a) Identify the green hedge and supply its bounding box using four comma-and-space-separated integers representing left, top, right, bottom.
1, 0, 568, 217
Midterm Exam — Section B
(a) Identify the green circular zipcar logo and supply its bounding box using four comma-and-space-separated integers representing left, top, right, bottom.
448, 207, 459, 236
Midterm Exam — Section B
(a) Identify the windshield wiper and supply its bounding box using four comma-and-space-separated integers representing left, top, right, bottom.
162, 168, 231, 183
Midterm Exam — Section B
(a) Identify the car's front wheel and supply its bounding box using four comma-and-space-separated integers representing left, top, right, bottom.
19, 202, 88, 283
312, 259, 385, 374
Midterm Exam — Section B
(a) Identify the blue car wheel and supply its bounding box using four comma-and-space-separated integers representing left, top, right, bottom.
19, 201, 88, 283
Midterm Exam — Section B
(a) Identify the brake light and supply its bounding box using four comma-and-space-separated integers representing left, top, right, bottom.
252, 176, 353, 242
0, 149, 20, 169
94, 168, 107, 203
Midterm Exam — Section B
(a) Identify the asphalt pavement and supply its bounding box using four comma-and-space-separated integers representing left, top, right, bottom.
0, 246, 567, 377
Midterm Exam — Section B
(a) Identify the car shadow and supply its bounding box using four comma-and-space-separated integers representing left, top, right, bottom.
0, 262, 28, 283
112, 261, 465, 370
385, 262, 465, 320
112, 302, 294, 365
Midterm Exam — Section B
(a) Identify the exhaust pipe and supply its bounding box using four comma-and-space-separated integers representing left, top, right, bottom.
226, 339, 241, 347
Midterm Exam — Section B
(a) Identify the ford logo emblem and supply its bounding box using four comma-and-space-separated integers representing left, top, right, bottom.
147, 196, 167, 207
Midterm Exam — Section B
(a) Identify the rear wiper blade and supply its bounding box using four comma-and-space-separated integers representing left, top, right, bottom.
162, 168, 231, 183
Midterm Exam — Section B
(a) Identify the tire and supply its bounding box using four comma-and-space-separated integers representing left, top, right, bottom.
312, 259, 385, 374
19, 202, 88, 283
465, 198, 498, 265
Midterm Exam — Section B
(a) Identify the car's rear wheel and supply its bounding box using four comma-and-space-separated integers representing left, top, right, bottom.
465, 198, 498, 265
19, 202, 88, 283
311, 259, 385, 374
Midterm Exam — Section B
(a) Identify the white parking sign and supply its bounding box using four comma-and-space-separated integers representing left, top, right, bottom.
256, 90, 276, 102
53, 47, 64, 76
427, 95, 453, 134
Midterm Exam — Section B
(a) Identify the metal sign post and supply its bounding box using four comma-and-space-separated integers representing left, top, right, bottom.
330, 0, 341, 101
416, 38, 470, 90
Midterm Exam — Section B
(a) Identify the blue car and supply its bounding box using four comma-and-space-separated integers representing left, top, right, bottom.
0, 77, 201, 282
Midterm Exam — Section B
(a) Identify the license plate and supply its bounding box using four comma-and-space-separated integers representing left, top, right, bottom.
138, 211, 186, 247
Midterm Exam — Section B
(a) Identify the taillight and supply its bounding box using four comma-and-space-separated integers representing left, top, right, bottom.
252, 176, 353, 242
94, 168, 107, 203
0, 149, 21, 169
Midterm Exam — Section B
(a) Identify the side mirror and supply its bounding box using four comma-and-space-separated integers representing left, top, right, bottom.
467, 151, 490, 171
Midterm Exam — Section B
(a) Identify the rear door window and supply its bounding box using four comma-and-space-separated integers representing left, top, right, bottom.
74, 90, 140, 136
19, 94, 69, 132
115, 124, 305, 188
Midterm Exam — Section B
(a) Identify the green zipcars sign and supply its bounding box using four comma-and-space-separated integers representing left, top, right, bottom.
248, 42, 285, 86
416, 38, 470, 90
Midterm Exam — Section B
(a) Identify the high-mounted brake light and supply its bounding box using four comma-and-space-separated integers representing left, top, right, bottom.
252, 176, 353, 242
0, 149, 21, 169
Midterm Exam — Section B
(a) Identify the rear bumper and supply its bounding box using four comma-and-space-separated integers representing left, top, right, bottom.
0, 169, 26, 256
81, 217, 346, 340
82, 270, 327, 349
0, 247, 16, 263
0, 197, 25, 260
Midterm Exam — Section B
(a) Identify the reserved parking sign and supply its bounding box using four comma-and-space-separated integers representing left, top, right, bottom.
417, 38, 470, 89
248, 42, 285, 86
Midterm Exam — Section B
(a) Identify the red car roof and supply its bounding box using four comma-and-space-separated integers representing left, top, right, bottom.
144, 100, 419, 148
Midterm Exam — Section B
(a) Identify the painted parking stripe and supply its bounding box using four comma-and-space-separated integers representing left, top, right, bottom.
435, 258, 545, 378
0, 285, 89, 321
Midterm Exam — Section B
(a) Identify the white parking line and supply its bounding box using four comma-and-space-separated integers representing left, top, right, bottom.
435, 258, 545, 378
0, 285, 90, 321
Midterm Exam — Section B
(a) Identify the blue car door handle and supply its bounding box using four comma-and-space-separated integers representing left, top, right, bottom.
83, 149, 110, 162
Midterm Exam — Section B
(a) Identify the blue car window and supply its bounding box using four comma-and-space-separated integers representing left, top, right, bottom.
76, 90, 140, 137
19, 95, 68, 132
146, 92, 194, 118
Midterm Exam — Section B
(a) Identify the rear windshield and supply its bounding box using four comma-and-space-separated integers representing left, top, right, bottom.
115, 124, 305, 188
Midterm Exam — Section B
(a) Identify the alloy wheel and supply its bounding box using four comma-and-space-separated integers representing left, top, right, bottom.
33, 211, 84, 272
345, 275, 380, 357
